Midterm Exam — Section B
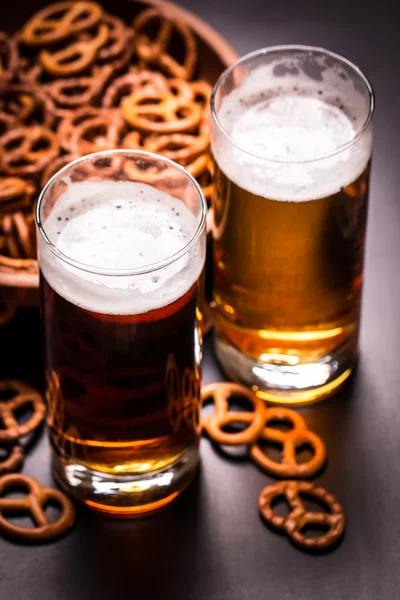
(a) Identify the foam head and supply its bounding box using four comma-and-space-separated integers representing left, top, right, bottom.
39, 180, 205, 315
212, 58, 372, 201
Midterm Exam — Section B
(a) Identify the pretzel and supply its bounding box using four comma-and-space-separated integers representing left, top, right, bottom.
102, 68, 169, 109
0, 84, 55, 129
186, 152, 210, 179
168, 78, 195, 102
2, 212, 36, 260
0, 379, 46, 443
97, 13, 129, 63
258, 481, 345, 550
21, 1, 103, 46
0, 473, 75, 543
201, 382, 266, 445
41, 154, 76, 188
0, 177, 35, 213
0, 442, 24, 474
0, 33, 18, 88
122, 87, 202, 134
45, 67, 112, 118
123, 158, 178, 187
39, 23, 109, 76
134, 8, 197, 80
191, 80, 212, 108
57, 106, 103, 152
250, 407, 326, 478
121, 131, 144, 150
68, 111, 125, 156
101, 30, 135, 72
0, 126, 60, 177
144, 122, 209, 165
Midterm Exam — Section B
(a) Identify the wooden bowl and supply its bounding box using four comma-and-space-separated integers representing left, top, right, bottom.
0, 0, 238, 311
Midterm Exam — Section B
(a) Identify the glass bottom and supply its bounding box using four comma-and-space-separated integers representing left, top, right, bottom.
215, 335, 356, 405
52, 445, 199, 516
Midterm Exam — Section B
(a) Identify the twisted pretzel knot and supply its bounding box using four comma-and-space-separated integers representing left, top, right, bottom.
102, 69, 169, 109
0, 126, 60, 177
39, 23, 109, 77
68, 111, 125, 156
57, 106, 103, 152
165, 354, 201, 435
258, 481, 345, 550
0, 84, 55, 130
0, 177, 35, 213
97, 13, 129, 63
144, 121, 209, 165
134, 8, 198, 80
0, 473, 75, 542
201, 382, 266, 445
0, 379, 46, 443
122, 86, 203, 134
21, 1, 103, 46
250, 407, 326, 478
0, 33, 18, 88
0, 442, 24, 474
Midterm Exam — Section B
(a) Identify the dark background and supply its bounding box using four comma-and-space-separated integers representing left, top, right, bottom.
1, 1, 400, 599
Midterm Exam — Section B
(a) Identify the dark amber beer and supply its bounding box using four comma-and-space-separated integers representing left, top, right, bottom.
37, 151, 206, 514
211, 46, 374, 404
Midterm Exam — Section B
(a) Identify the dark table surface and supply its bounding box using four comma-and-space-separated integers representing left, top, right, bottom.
1, 0, 400, 599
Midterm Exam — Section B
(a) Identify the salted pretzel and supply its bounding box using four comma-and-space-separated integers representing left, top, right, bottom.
68, 111, 125, 156
134, 8, 197, 80
0, 83, 55, 129
41, 154, 76, 188
144, 127, 209, 165
39, 23, 109, 76
102, 68, 169, 109
122, 87, 202, 134
2, 211, 36, 261
57, 106, 104, 152
0, 33, 18, 88
0, 177, 35, 213
0, 380, 46, 443
21, 1, 103, 46
0, 126, 59, 177
250, 407, 326, 478
258, 481, 345, 550
0, 473, 75, 542
0, 442, 24, 474
201, 382, 266, 445
45, 67, 112, 117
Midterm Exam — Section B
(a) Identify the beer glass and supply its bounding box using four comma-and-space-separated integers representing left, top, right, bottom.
36, 150, 207, 515
211, 46, 374, 404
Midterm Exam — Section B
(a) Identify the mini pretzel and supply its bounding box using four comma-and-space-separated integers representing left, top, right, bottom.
121, 131, 144, 150
97, 13, 129, 63
0, 126, 60, 177
41, 154, 76, 188
0, 443, 24, 474
250, 407, 326, 478
39, 23, 109, 76
0, 84, 55, 129
0, 379, 46, 443
102, 68, 168, 109
2, 212, 36, 260
134, 8, 198, 80
57, 106, 103, 152
201, 382, 266, 445
258, 481, 345, 550
0, 177, 35, 210
45, 67, 111, 118
68, 112, 125, 156
122, 87, 202, 134
186, 152, 210, 179
123, 158, 178, 186
0, 33, 18, 87
101, 30, 135, 72
21, 1, 103, 46
0, 473, 75, 543
144, 122, 209, 165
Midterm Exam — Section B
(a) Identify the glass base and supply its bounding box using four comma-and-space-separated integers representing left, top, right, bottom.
52, 445, 199, 516
215, 337, 355, 405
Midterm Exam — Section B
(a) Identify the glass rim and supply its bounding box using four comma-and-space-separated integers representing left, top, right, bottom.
36, 149, 207, 277
211, 44, 375, 165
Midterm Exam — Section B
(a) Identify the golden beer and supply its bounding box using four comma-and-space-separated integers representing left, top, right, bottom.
211, 46, 374, 403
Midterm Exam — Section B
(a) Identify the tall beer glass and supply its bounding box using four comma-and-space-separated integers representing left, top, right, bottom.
36, 150, 207, 515
211, 46, 374, 404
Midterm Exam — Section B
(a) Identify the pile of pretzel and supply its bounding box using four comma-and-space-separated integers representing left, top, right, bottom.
0, 1, 214, 274
201, 383, 346, 551
0, 379, 75, 543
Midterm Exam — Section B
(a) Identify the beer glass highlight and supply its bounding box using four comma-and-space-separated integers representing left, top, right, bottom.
211, 46, 374, 403
36, 151, 207, 514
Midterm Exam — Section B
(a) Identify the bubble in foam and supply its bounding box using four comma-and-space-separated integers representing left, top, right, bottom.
40, 181, 205, 315
212, 62, 372, 202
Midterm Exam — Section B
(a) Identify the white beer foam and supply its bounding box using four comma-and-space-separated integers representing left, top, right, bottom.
40, 180, 205, 315
212, 63, 372, 201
